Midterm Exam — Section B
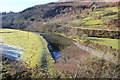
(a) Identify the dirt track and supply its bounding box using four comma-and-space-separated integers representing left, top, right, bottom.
73, 42, 118, 64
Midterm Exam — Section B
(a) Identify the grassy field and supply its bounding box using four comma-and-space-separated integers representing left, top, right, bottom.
82, 37, 120, 50
0, 29, 53, 68
54, 33, 119, 50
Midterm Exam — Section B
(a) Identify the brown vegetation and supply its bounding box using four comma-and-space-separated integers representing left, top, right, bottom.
107, 19, 120, 30
54, 45, 120, 78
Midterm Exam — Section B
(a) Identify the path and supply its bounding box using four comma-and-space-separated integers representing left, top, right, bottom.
73, 42, 118, 64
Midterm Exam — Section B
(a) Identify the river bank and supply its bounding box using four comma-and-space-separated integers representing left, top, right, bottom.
39, 33, 119, 78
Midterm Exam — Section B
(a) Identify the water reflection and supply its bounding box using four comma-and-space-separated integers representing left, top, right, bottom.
0, 43, 23, 61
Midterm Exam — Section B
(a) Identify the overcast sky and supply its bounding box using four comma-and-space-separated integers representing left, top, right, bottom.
0, 0, 58, 12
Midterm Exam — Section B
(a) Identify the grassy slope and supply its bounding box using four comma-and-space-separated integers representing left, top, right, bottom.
68, 6, 118, 30
0, 29, 53, 68
66, 6, 119, 50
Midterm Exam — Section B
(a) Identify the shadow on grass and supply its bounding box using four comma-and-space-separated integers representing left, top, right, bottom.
0, 31, 17, 33
88, 39, 104, 42
82, 37, 105, 42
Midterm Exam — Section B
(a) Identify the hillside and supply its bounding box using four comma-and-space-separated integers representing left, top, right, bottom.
26, 2, 119, 40
2, 2, 92, 29
2, 2, 119, 30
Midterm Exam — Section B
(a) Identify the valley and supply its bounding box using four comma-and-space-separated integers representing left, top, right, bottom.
1, 1, 120, 79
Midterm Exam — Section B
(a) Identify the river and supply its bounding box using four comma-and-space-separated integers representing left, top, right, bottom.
39, 33, 74, 62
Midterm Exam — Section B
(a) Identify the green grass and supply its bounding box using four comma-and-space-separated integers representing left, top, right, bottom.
83, 20, 104, 26
104, 7, 118, 12
82, 37, 120, 50
68, 6, 118, 30
0, 29, 53, 68
92, 7, 118, 17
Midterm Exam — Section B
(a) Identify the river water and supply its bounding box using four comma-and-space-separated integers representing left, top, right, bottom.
0, 43, 22, 61
39, 33, 74, 61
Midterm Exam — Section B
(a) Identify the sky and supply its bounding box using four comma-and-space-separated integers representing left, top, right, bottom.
0, 0, 58, 12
